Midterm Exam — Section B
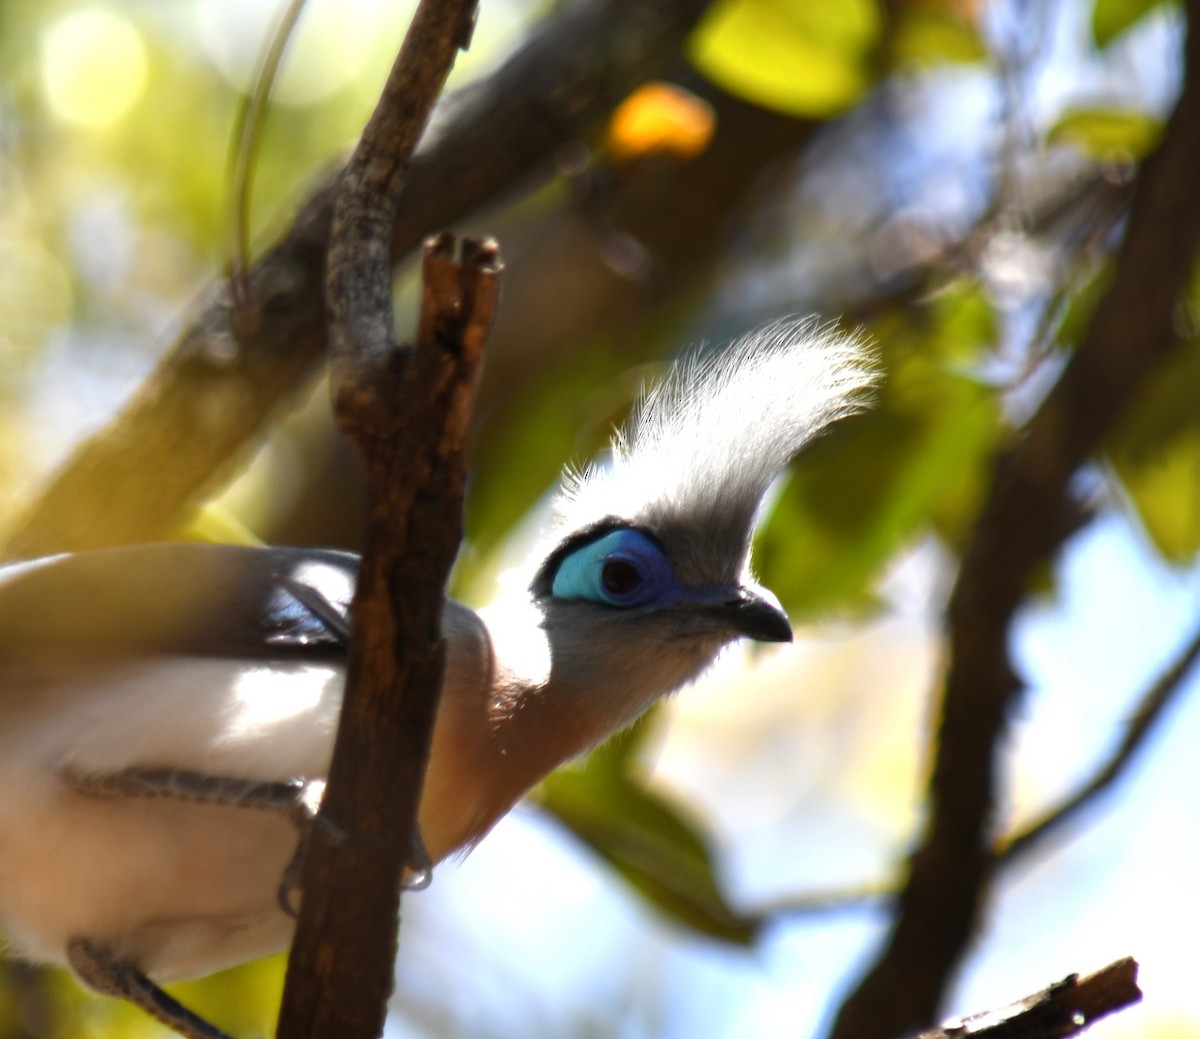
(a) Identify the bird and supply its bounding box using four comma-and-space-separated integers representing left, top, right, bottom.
0, 317, 873, 1039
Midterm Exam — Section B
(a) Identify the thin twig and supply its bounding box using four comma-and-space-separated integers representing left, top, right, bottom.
1001, 617, 1200, 863
226, 0, 310, 310
275, 1, 492, 1036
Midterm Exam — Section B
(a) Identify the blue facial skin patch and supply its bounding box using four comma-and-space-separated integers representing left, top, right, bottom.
550, 528, 675, 609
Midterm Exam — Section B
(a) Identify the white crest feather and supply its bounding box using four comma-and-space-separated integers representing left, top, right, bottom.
547, 317, 876, 572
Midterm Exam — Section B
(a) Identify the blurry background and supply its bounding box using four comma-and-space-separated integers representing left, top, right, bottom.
0, 0, 1197, 1036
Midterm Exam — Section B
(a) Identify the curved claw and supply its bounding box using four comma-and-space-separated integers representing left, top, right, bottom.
403, 828, 434, 891
277, 836, 307, 919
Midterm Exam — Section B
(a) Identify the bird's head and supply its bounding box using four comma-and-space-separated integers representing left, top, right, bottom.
524, 318, 875, 694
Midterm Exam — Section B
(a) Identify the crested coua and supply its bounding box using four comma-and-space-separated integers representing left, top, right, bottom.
0, 319, 873, 1038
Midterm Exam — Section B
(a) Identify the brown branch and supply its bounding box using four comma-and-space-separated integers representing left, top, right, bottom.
0, 0, 712, 561
278, 234, 497, 1039
274, 0, 496, 1035
828, 7, 1200, 1038
914, 958, 1141, 1039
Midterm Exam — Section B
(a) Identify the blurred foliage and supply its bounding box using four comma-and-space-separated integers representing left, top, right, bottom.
891, 3, 990, 67
0, 0, 1197, 1036
1091, 0, 1176, 46
1048, 105, 1163, 160
690, 0, 881, 116
758, 283, 1002, 619
537, 717, 760, 945
462, 332, 638, 571
1107, 335, 1200, 561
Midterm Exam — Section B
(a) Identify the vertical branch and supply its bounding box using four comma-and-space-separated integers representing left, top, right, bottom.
829, 6, 1200, 1038
275, 2, 496, 1038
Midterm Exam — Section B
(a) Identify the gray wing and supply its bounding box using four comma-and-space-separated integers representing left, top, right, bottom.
0, 543, 359, 662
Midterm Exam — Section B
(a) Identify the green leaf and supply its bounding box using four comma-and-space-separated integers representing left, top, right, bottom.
1047, 106, 1162, 162
537, 736, 760, 945
688, 0, 881, 118
1112, 434, 1200, 559
1091, 0, 1173, 47
1106, 339, 1200, 561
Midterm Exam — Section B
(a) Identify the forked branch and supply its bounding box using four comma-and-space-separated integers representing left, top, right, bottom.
275, 2, 498, 1037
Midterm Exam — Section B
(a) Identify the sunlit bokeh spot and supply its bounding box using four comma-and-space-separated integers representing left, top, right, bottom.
40, 7, 149, 129
607, 82, 716, 164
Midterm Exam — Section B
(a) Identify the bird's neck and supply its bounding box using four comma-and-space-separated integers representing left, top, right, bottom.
420, 599, 718, 860
471, 600, 626, 784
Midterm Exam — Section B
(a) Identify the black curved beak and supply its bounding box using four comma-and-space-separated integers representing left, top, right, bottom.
689, 585, 791, 643
724, 586, 793, 643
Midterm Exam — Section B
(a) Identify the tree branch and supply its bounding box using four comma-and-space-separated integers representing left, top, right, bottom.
0, 0, 712, 561
828, 8, 1200, 1038
274, 1, 497, 1036
914, 958, 1141, 1039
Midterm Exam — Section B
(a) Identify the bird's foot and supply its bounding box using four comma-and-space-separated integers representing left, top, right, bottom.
276, 822, 434, 916
64, 766, 431, 919
64, 767, 331, 828
67, 937, 235, 1039
64, 766, 343, 923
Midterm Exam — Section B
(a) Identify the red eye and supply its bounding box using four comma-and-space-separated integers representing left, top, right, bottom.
601, 560, 642, 596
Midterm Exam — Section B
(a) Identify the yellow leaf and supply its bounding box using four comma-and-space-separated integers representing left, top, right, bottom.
606, 82, 716, 163
689, 0, 880, 118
